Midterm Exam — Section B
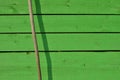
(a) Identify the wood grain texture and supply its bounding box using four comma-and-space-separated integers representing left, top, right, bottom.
0, 15, 120, 32
0, 34, 120, 51
1, 0, 120, 80
0, 0, 120, 14
0, 53, 38, 80
0, 52, 120, 80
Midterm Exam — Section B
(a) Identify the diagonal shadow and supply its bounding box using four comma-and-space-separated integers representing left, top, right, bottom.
34, 0, 53, 80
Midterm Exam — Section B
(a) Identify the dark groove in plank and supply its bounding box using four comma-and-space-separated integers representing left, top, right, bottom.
0, 50, 120, 53
1, 32, 120, 34
36, 14, 120, 15
0, 14, 120, 16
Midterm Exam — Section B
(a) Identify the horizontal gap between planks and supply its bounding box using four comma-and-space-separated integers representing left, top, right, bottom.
1, 32, 120, 34
0, 14, 120, 16
1, 50, 120, 53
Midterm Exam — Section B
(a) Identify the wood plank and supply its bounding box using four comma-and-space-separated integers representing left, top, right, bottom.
1, 15, 120, 32
0, 53, 38, 80
0, 52, 120, 80
0, 34, 120, 51
0, 0, 120, 14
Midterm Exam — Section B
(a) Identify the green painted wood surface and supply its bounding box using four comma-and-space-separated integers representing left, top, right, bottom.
0, 15, 120, 32
0, 53, 38, 80
0, 0, 120, 80
0, 34, 120, 51
0, 0, 120, 14
0, 52, 120, 80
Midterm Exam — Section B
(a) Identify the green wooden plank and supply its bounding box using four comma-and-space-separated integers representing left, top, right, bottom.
0, 53, 38, 80
1, 15, 120, 32
0, 34, 120, 51
0, 52, 120, 80
0, 0, 120, 14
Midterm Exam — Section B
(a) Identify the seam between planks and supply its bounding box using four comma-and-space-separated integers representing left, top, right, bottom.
1, 32, 120, 34
1, 50, 120, 53
0, 14, 120, 16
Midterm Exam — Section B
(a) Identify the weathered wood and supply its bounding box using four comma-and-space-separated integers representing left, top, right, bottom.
0, 52, 120, 80
0, 15, 120, 32
0, 0, 120, 14
0, 34, 120, 51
